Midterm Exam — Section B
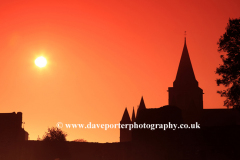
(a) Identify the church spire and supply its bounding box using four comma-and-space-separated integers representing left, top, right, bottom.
139, 97, 146, 110
168, 36, 203, 120
120, 108, 131, 123
136, 96, 146, 118
173, 37, 198, 88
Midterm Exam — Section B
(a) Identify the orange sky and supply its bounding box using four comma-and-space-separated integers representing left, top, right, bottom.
0, 0, 240, 143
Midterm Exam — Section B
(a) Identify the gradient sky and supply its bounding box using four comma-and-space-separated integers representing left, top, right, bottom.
0, 0, 240, 143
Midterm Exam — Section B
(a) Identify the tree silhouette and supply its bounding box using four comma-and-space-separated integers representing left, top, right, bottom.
216, 18, 240, 109
42, 127, 67, 141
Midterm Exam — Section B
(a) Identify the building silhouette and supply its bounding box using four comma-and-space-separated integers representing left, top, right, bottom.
0, 112, 28, 141
120, 37, 240, 142
1, 38, 240, 159
168, 37, 203, 124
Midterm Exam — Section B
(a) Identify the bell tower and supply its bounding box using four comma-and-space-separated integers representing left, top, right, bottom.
168, 37, 203, 123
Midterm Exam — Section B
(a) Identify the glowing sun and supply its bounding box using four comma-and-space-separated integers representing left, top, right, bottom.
35, 56, 47, 68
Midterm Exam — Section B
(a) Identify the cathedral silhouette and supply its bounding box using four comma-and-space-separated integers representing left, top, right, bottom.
120, 37, 240, 142
1, 37, 240, 159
